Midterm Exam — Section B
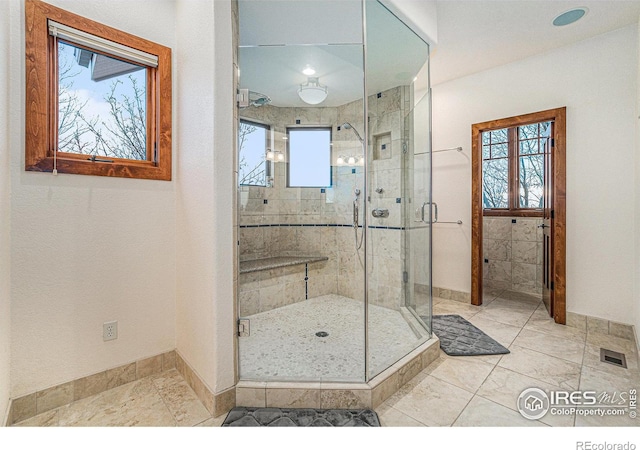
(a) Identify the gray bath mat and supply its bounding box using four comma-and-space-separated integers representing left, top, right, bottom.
426, 314, 510, 356
222, 407, 381, 427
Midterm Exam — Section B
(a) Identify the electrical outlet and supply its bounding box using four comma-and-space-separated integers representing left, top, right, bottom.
103, 321, 118, 341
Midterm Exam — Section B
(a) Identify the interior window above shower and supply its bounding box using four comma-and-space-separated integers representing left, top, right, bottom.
286, 127, 332, 188
239, 119, 270, 186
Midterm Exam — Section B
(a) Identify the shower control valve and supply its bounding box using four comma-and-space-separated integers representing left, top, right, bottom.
372, 208, 389, 218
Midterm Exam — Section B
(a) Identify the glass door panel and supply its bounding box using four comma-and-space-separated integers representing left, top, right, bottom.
365, 0, 431, 380
236, 40, 366, 383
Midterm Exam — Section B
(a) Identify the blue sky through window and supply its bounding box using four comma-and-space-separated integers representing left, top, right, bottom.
288, 129, 331, 187
57, 41, 147, 159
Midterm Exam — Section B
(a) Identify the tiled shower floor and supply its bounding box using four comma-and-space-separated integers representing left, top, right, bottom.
238, 294, 429, 381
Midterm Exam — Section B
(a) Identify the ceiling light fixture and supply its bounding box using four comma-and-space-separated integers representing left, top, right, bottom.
298, 77, 328, 105
553, 7, 588, 27
302, 65, 316, 76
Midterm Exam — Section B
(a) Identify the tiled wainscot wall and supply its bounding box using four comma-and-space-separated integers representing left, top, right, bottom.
239, 85, 413, 314
483, 216, 543, 296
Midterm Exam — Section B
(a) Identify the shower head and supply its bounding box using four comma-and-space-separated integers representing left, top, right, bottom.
341, 122, 364, 144
240, 90, 271, 108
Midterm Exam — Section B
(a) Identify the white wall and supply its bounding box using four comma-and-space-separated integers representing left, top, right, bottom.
175, 0, 236, 394
0, 0, 12, 422
635, 17, 640, 347
9, 0, 177, 397
432, 25, 638, 325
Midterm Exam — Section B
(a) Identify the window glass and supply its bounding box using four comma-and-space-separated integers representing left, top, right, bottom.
482, 158, 509, 209
517, 121, 549, 208
239, 120, 268, 186
518, 155, 544, 208
287, 128, 331, 187
58, 41, 147, 160
481, 121, 550, 212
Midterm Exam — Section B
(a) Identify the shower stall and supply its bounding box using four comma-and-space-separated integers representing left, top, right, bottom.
235, 0, 435, 403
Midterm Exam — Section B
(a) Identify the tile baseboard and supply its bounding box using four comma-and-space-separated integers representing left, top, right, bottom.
175, 351, 236, 418
433, 286, 471, 303
566, 311, 636, 342
6, 350, 177, 426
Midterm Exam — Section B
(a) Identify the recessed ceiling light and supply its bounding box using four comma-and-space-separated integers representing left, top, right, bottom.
553, 7, 588, 27
302, 65, 316, 76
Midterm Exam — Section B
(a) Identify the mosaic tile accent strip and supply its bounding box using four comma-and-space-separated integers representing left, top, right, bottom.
222, 407, 380, 427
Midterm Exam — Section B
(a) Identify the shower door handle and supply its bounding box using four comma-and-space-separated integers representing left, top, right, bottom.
416, 201, 438, 223
416, 202, 428, 223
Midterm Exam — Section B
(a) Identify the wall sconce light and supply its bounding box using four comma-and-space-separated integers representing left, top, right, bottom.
336, 155, 361, 166
266, 149, 285, 162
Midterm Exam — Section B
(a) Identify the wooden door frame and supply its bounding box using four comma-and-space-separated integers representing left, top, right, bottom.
470, 107, 566, 324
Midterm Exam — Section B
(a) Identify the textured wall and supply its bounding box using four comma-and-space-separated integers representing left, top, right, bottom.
635, 16, 640, 348
175, 0, 237, 394
9, 0, 177, 397
0, 0, 11, 422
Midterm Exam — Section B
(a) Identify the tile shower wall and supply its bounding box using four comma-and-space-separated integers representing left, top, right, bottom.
367, 86, 411, 310
238, 86, 410, 312
483, 217, 543, 296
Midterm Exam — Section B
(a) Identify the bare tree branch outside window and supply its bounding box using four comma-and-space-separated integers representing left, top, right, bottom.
238, 120, 267, 186
481, 122, 548, 211
57, 41, 147, 161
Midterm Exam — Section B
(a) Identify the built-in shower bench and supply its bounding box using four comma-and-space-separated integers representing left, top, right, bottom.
239, 256, 330, 316
239, 255, 328, 274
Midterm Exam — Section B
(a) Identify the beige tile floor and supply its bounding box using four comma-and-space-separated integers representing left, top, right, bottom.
377, 289, 640, 427
12, 288, 640, 427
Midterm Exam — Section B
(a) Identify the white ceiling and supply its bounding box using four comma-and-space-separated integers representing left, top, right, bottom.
431, 0, 640, 85
238, 0, 640, 107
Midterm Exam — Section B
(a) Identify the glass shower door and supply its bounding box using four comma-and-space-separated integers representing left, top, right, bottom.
365, 0, 431, 380
404, 85, 432, 332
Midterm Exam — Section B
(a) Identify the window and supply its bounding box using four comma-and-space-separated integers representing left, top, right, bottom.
480, 120, 551, 215
239, 120, 270, 186
287, 128, 332, 188
25, 0, 172, 180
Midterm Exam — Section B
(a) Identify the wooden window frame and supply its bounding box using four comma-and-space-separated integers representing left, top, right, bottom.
25, 0, 172, 180
480, 121, 549, 218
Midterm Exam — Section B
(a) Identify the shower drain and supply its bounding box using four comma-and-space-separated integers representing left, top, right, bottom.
315, 331, 329, 338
